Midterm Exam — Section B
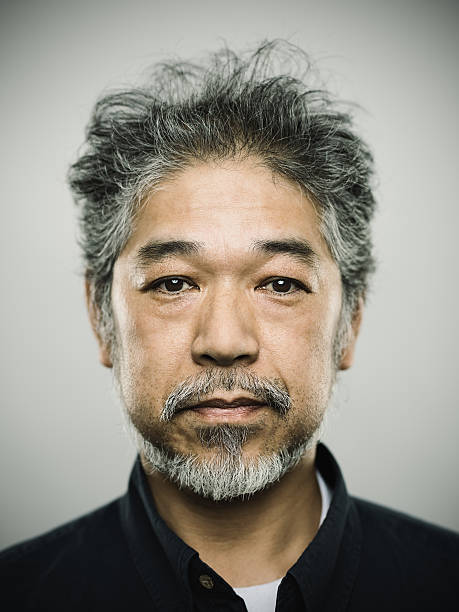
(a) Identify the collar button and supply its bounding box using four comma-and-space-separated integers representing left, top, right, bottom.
199, 574, 214, 590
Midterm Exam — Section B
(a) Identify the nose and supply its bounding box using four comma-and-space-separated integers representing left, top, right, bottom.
191, 286, 259, 367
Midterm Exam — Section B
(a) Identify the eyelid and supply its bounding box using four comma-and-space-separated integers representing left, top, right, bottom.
144, 275, 198, 293
257, 276, 311, 294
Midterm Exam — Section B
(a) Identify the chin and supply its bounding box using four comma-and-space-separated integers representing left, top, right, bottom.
137, 428, 314, 502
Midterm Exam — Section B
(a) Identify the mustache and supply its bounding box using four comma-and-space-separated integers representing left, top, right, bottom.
160, 368, 291, 422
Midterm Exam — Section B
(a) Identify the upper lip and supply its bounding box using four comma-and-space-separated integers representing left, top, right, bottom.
187, 397, 266, 410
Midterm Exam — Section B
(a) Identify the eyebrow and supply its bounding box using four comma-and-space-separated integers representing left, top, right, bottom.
134, 237, 320, 268
135, 240, 204, 267
251, 238, 320, 268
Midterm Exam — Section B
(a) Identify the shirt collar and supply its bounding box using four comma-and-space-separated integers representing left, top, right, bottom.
119, 443, 362, 612
288, 443, 362, 611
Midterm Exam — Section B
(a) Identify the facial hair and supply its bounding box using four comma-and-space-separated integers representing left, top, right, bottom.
120, 367, 322, 501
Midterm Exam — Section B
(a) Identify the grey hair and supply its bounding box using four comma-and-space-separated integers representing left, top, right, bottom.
161, 367, 291, 422
68, 40, 376, 359
138, 437, 313, 501
126, 418, 314, 501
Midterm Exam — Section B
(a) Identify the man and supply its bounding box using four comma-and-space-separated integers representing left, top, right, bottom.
1, 41, 458, 611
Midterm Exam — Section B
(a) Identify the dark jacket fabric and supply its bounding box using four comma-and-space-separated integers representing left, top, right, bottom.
1, 444, 458, 611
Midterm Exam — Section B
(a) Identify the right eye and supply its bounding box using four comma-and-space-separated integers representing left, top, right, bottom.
149, 277, 197, 294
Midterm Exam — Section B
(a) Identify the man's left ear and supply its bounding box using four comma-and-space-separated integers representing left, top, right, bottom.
339, 296, 364, 371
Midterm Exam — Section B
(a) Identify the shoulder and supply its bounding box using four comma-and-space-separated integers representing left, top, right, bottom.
0, 498, 145, 610
353, 496, 459, 555
1, 498, 122, 567
350, 496, 459, 608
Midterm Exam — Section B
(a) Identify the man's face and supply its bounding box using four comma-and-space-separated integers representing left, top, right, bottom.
104, 158, 349, 484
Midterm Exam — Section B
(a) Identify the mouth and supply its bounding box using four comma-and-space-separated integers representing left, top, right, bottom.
180, 397, 268, 422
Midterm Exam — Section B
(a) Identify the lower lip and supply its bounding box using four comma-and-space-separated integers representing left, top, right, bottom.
189, 405, 266, 421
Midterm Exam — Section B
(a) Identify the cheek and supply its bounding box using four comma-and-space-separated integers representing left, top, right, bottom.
276, 325, 336, 429
260, 306, 338, 428
113, 299, 194, 406
261, 302, 337, 376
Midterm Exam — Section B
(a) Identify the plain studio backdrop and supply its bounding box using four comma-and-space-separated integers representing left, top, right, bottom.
1, 0, 458, 549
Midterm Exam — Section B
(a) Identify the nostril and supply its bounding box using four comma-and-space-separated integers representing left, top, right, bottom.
196, 351, 257, 367
201, 353, 217, 363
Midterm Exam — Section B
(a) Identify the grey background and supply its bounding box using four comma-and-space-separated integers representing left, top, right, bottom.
1, 0, 458, 549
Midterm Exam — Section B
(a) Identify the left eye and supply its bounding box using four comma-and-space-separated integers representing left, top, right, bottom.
260, 278, 304, 294
151, 278, 195, 293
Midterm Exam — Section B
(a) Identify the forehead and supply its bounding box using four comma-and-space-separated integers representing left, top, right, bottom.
122, 159, 331, 262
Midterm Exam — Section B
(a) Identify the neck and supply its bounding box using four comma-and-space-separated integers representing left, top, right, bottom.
143, 445, 321, 588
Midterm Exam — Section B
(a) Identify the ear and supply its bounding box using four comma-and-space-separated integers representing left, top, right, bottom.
338, 296, 364, 371
85, 278, 113, 368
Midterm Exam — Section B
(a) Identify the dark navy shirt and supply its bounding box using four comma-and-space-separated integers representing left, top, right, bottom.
1, 444, 458, 611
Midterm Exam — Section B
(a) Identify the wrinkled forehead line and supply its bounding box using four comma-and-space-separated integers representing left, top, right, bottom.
135, 154, 319, 218
117, 155, 330, 271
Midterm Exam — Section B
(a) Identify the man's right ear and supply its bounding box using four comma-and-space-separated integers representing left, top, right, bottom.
85, 279, 113, 368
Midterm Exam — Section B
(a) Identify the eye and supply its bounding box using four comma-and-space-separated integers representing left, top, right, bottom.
259, 277, 307, 295
149, 277, 196, 294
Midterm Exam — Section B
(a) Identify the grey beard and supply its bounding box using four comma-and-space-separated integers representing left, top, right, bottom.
129, 424, 314, 501
120, 367, 318, 501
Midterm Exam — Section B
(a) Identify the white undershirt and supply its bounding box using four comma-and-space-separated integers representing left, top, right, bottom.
233, 470, 332, 612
